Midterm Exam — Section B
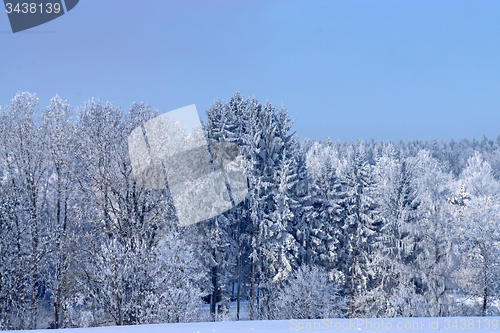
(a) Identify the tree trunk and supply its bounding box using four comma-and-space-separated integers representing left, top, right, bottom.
483, 267, 487, 317
30, 184, 39, 330
54, 170, 61, 329
250, 261, 255, 320
349, 248, 356, 318
210, 251, 218, 321
237, 251, 242, 320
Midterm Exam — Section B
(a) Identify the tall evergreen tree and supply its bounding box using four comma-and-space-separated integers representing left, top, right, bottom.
342, 141, 380, 317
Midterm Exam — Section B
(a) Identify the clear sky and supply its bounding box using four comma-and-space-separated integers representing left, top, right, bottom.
1, 0, 499, 143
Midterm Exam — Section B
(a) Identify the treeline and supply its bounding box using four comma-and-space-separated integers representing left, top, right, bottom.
1, 92, 500, 329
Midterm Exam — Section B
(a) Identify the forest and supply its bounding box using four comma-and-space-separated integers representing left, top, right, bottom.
1, 91, 500, 330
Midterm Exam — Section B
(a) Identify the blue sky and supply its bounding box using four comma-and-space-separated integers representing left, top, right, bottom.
1, 0, 499, 142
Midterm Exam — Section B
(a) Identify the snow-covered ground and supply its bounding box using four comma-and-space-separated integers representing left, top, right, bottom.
5, 317, 500, 333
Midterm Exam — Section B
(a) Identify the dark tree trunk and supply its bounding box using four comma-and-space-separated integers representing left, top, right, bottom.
237, 251, 242, 320
250, 261, 255, 320
210, 250, 218, 321
349, 248, 356, 318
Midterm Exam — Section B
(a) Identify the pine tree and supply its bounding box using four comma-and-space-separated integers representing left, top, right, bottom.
309, 154, 345, 282
342, 141, 380, 317
362, 145, 423, 317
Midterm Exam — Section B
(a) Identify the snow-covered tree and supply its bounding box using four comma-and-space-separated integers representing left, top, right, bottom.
64, 99, 206, 326
411, 150, 457, 317
0, 92, 50, 329
360, 144, 423, 317
41, 95, 78, 328
4, 91, 500, 326
308, 150, 345, 282
342, 141, 380, 317
453, 154, 500, 316
268, 265, 346, 319
205, 93, 304, 320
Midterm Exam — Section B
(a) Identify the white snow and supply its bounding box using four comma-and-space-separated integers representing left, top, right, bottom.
5, 317, 500, 333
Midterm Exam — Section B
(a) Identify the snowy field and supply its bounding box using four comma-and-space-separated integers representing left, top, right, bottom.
4, 317, 500, 333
